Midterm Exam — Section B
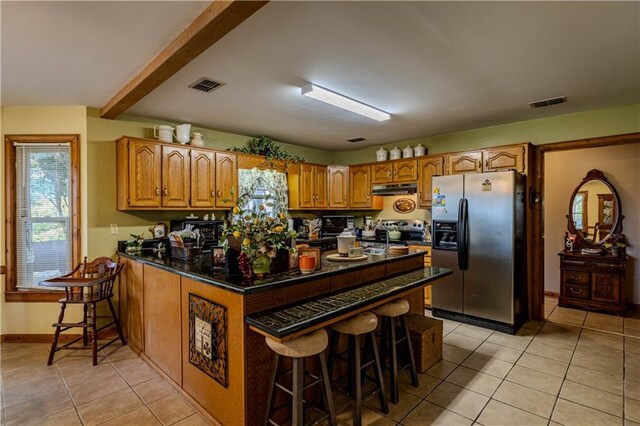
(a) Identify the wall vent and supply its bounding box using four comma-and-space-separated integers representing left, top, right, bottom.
529, 96, 567, 108
347, 137, 366, 143
189, 77, 225, 93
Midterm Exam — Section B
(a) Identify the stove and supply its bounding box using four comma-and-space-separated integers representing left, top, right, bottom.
375, 219, 426, 242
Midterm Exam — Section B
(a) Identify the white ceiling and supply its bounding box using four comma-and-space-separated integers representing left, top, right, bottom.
2, 2, 639, 150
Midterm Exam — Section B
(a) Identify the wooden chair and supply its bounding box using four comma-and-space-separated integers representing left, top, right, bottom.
47, 257, 126, 366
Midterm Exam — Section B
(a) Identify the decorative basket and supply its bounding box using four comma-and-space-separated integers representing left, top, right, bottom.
405, 313, 443, 372
170, 240, 203, 263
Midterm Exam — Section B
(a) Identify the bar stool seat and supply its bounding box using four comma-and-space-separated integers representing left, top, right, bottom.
372, 298, 410, 317
264, 329, 335, 426
328, 312, 388, 426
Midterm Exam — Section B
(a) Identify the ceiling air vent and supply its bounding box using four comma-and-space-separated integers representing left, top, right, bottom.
189, 77, 225, 93
347, 137, 366, 143
529, 96, 567, 109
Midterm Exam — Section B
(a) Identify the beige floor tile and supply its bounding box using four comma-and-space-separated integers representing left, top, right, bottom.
626, 398, 640, 422
474, 341, 523, 363
551, 399, 623, 426
548, 306, 587, 327
625, 380, 640, 401
516, 352, 568, 378
425, 381, 489, 420
451, 324, 494, 341
403, 400, 473, 426
477, 399, 548, 426
25, 408, 82, 426
148, 393, 196, 425
444, 365, 502, 397
100, 406, 161, 426
59, 363, 122, 388
560, 380, 623, 417
506, 364, 563, 395
132, 376, 177, 404
116, 360, 160, 386
585, 312, 624, 334
444, 333, 485, 352
571, 351, 624, 377
521, 320, 545, 333
576, 340, 625, 361
3, 388, 75, 426
398, 372, 441, 398
76, 387, 143, 426
525, 339, 574, 363
66, 367, 129, 406
2, 374, 68, 407
531, 333, 578, 352
566, 364, 624, 396
336, 404, 397, 426
625, 318, 640, 337
364, 389, 421, 422
462, 353, 514, 379
485, 332, 532, 351
627, 364, 640, 382
172, 412, 215, 425
626, 337, 640, 355
426, 360, 458, 379
493, 380, 556, 418
580, 329, 625, 351
442, 320, 461, 335
627, 353, 640, 368
540, 322, 582, 337
625, 419, 640, 426
1, 364, 60, 387
443, 343, 472, 364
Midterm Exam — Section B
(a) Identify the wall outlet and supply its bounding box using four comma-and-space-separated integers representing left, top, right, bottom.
110, 224, 119, 235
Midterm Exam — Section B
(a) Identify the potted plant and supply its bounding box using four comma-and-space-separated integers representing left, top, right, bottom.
230, 136, 305, 169
603, 234, 627, 256
125, 233, 145, 254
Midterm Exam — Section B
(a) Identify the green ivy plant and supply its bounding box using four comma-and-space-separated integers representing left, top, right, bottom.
230, 136, 305, 169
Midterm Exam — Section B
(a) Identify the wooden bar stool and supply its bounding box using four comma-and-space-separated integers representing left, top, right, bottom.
264, 329, 336, 426
328, 312, 388, 426
46, 257, 126, 366
373, 298, 419, 404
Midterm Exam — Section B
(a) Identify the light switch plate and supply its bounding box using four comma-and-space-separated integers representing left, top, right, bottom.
110, 224, 119, 235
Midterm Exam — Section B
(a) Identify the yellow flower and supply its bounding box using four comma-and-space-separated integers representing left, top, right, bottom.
274, 226, 283, 233
244, 215, 251, 221
278, 213, 286, 220
254, 218, 260, 225
242, 238, 251, 247
232, 231, 241, 239
232, 206, 240, 215
258, 204, 265, 211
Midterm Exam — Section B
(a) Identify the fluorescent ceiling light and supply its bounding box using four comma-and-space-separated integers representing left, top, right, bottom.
301, 83, 390, 122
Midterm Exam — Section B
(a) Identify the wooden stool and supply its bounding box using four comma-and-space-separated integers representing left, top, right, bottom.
328, 312, 388, 426
264, 329, 336, 426
373, 298, 419, 404
46, 257, 126, 366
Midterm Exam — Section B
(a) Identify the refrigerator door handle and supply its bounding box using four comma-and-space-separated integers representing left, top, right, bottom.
458, 198, 469, 271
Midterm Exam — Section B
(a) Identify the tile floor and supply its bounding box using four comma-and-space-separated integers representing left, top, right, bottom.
1, 297, 639, 425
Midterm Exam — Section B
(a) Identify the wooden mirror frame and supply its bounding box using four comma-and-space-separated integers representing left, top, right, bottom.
566, 169, 623, 248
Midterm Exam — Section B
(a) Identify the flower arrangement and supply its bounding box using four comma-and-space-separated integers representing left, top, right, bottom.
222, 191, 297, 278
230, 136, 305, 170
603, 233, 627, 255
125, 233, 145, 254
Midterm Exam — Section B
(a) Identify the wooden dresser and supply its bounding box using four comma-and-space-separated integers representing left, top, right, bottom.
558, 251, 628, 315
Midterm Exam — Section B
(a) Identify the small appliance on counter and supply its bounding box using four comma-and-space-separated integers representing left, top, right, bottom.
321, 215, 354, 236
170, 220, 224, 252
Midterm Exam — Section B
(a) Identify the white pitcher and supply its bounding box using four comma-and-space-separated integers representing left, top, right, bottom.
175, 124, 191, 145
153, 125, 174, 143
191, 132, 205, 147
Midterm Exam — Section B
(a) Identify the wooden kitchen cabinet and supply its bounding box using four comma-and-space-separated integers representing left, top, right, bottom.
372, 163, 393, 184
289, 163, 328, 209
215, 152, 237, 208
349, 165, 372, 208
328, 166, 349, 208
161, 145, 190, 208
190, 149, 216, 208
408, 245, 432, 306
558, 252, 628, 315
121, 138, 162, 208
143, 264, 182, 385
446, 151, 483, 175
314, 165, 328, 208
372, 159, 417, 184
417, 156, 443, 207
118, 257, 144, 352
482, 145, 527, 174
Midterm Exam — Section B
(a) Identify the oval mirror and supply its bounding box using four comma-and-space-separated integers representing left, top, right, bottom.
567, 169, 622, 246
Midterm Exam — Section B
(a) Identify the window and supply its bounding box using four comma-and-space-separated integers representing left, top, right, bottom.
4, 135, 80, 302
571, 191, 587, 232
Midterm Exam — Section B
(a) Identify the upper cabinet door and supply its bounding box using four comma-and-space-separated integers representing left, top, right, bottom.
161, 146, 190, 208
417, 156, 443, 208
447, 151, 482, 175
482, 146, 526, 173
298, 163, 315, 208
190, 149, 215, 208
372, 163, 393, 184
314, 166, 328, 208
215, 153, 238, 208
128, 140, 162, 207
349, 165, 372, 208
393, 159, 418, 182
328, 166, 349, 209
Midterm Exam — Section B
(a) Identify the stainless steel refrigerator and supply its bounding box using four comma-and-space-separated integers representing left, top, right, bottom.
431, 170, 526, 334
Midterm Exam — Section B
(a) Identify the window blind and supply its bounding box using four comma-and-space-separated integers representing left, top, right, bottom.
15, 143, 72, 289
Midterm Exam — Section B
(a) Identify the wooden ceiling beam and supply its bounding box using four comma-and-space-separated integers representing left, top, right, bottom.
100, 0, 268, 119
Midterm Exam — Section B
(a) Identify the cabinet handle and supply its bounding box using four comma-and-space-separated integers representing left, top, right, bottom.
163, 187, 168, 198
570, 274, 580, 281
485, 159, 489, 169
344, 195, 347, 201
216, 190, 221, 198
367, 193, 370, 200
211, 190, 215, 198
569, 288, 582, 295
418, 191, 422, 199
155, 187, 159, 197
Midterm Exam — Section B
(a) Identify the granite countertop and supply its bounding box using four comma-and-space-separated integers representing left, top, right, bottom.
118, 250, 426, 295
245, 266, 452, 340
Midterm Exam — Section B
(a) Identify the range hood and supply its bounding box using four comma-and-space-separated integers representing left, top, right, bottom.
371, 183, 417, 195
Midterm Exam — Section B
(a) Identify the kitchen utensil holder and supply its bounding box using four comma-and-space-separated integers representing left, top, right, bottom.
170, 239, 203, 263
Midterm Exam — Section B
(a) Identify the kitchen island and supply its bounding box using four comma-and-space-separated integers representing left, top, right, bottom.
117, 249, 450, 425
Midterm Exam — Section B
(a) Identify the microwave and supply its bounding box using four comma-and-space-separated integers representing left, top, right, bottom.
321, 215, 354, 236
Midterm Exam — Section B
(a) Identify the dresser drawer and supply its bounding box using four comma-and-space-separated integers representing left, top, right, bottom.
561, 270, 589, 285
561, 283, 590, 300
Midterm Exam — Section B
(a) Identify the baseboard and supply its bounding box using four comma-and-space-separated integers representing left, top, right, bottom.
544, 291, 559, 298
1, 334, 82, 343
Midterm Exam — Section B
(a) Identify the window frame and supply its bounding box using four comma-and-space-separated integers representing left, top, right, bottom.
4, 134, 81, 302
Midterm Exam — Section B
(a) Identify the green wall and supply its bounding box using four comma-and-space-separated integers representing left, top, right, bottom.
335, 103, 640, 164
